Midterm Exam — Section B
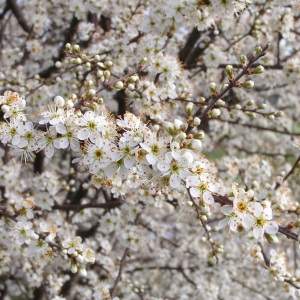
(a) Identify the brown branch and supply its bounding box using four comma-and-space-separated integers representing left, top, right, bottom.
110, 247, 130, 298
186, 42, 270, 134
275, 155, 300, 190
7, 0, 32, 33
52, 201, 123, 211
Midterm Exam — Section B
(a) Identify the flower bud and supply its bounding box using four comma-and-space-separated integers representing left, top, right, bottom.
246, 100, 254, 106
105, 61, 113, 68
253, 65, 264, 74
246, 112, 256, 119
55, 61, 62, 68
94, 55, 101, 62
267, 114, 275, 120
88, 89, 96, 96
54, 96, 65, 107
190, 139, 202, 151
242, 80, 254, 89
211, 108, 221, 118
225, 65, 234, 79
65, 43, 72, 51
275, 111, 284, 117
193, 117, 201, 126
255, 46, 262, 54
1, 105, 10, 113
140, 57, 148, 65
209, 82, 218, 95
265, 233, 279, 244
127, 83, 135, 91
257, 103, 267, 110
73, 44, 80, 53
75, 58, 82, 64
103, 70, 111, 81
240, 55, 248, 67
185, 103, 194, 116
114, 81, 124, 90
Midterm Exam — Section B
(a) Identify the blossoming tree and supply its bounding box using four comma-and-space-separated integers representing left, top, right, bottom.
0, 0, 300, 299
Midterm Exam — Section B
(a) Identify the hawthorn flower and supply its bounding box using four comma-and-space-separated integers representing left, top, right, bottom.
11, 221, 38, 245
157, 150, 193, 188
242, 204, 278, 239
218, 205, 241, 232
81, 138, 121, 174
231, 183, 261, 218
140, 131, 169, 165
62, 236, 83, 255
186, 173, 222, 204
76, 110, 106, 143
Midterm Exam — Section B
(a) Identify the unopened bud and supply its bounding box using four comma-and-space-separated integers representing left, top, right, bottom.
225, 65, 234, 79
103, 70, 111, 81
73, 44, 80, 53
253, 65, 264, 74
265, 233, 279, 244
140, 57, 148, 65
275, 111, 284, 117
54, 96, 65, 107
185, 103, 194, 116
209, 82, 218, 95
65, 43, 72, 51
105, 61, 113, 68
211, 108, 221, 118
193, 117, 201, 126
240, 55, 248, 67
242, 80, 254, 89
246, 112, 256, 119
114, 81, 124, 90
257, 103, 266, 110
94, 55, 101, 62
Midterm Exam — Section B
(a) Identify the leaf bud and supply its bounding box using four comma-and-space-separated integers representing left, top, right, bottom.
257, 103, 267, 110
267, 114, 275, 120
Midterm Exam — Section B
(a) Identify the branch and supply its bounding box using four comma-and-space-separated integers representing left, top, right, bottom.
275, 154, 300, 190
186, 42, 271, 134
110, 247, 130, 299
7, 0, 32, 33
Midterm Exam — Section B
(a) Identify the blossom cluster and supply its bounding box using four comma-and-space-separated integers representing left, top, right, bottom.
0, 0, 300, 299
